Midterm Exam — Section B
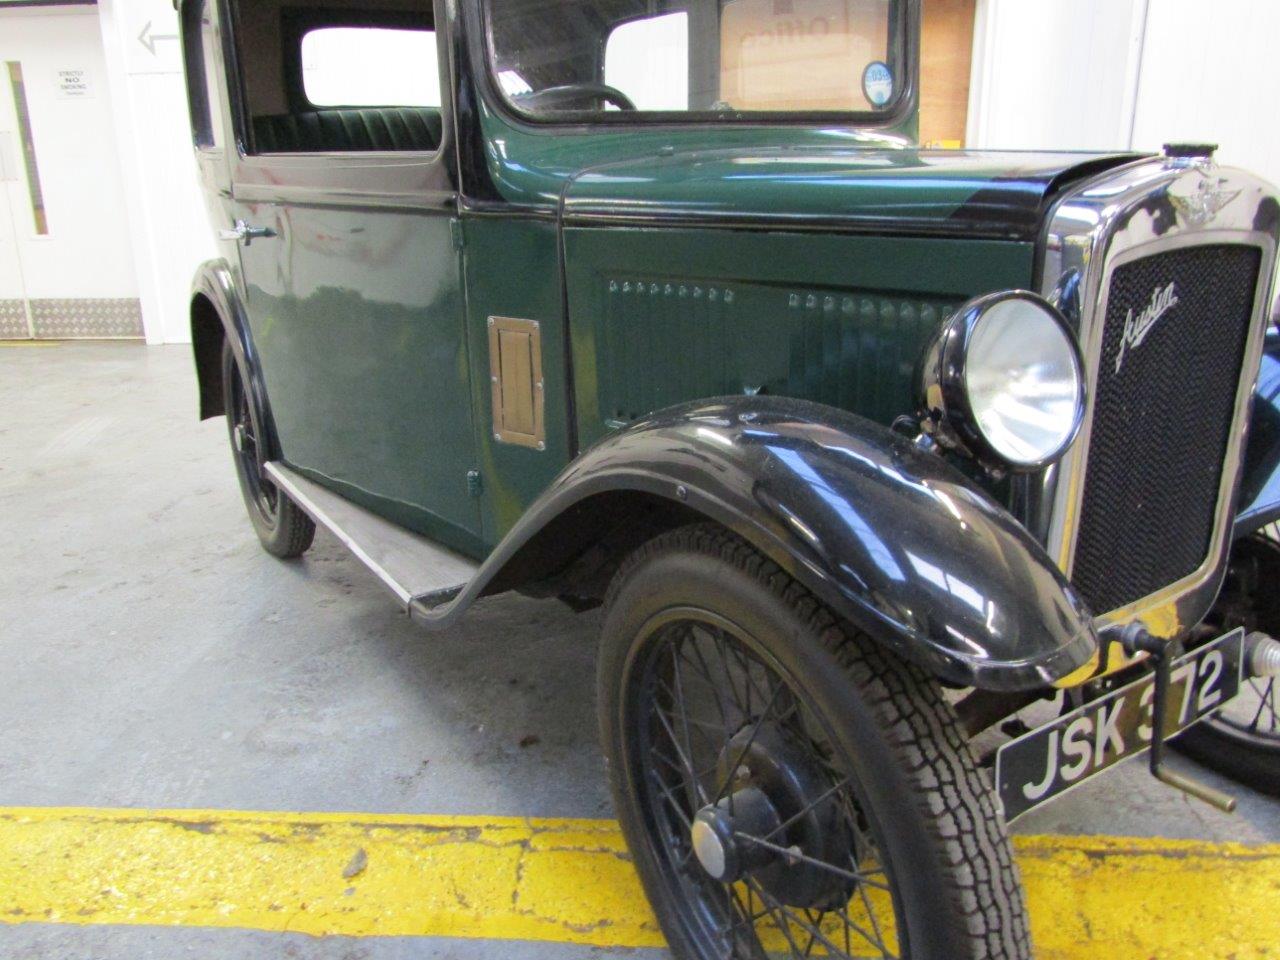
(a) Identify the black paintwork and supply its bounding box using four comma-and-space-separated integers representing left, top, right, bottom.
554, 150, 1146, 243
950, 155, 1147, 241
413, 396, 1099, 690
191, 259, 282, 464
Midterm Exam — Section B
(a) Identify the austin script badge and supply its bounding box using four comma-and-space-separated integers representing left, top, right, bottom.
1115, 282, 1179, 374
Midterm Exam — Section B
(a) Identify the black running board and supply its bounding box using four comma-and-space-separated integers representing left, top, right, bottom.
264, 462, 478, 612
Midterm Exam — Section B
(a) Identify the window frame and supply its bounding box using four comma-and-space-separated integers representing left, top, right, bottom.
477, 0, 917, 130
219, 0, 457, 205
180, 0, 222, 149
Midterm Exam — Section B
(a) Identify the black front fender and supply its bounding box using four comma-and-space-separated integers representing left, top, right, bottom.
425, 396, 1098, 691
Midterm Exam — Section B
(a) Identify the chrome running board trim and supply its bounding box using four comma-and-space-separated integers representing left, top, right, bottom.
264, 462, 478, 611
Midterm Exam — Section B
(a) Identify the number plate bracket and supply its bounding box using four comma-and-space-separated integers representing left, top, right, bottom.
1126, 625, 1238, 812
995, 628, 1244, 820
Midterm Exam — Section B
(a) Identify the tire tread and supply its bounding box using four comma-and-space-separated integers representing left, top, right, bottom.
606, 522, 1031, 959
269, 500, 316, 559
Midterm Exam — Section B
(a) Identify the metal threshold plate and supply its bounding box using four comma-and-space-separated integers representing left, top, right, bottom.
264, 462, 478, 609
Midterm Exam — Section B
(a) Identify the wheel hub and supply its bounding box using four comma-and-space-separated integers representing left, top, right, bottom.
688, 724, 856, 909
691, 786, 780, 883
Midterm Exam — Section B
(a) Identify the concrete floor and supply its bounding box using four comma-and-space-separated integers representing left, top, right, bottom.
1, 341, 1277, 959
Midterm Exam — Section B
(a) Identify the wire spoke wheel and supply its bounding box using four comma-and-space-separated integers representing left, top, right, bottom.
227, 355, 279, 526
631, 616, 902, 959
1211, 523, 1280, 740
600, 525, 1030, 960
220, 339, 315, 559
1177, 524, 1280, 793
1223, 675, 1279, 738
1201, 526, 1280, 744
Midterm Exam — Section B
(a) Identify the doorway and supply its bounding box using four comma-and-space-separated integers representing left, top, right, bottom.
0, 5, 141, 339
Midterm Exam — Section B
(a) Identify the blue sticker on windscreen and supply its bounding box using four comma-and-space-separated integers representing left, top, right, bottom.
862, 61, 894, 108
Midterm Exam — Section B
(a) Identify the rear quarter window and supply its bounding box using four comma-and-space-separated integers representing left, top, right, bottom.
301, 26, 440, 107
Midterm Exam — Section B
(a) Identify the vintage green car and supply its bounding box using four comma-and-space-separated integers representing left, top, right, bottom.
179, 0, 1280, 956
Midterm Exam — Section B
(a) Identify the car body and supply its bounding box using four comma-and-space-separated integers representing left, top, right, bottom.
179, 0, 1280, 955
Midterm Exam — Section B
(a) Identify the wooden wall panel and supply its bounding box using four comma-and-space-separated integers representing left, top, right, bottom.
720, 0, 892, 111
919, 0, 976, 147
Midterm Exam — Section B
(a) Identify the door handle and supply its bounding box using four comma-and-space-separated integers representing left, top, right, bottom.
218, 219, 277, 246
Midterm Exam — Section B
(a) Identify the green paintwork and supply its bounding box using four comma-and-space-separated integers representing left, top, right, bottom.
473, 94, 1112, 230
454, 116, 1128, 543
456, 216, 574, 545
451, 99, 1128, 544
235, 201, 485, 557
474, 97, 920, 208
563, 228, 1033, 449
227, 116, 1117, 552
194, 6, 1130, 556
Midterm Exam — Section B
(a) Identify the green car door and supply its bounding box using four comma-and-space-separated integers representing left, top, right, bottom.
218, 5, 483, 557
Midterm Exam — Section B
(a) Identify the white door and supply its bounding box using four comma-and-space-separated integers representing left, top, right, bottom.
0, 6, 141, 338
0, 137, 30, 338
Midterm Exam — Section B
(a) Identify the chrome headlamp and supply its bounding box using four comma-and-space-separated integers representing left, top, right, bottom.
919, 291, 1086, 472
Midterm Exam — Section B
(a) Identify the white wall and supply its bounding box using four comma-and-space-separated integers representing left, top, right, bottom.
967, 0, 1148, 152
1132, 0, 1280, 193
970, 0, 1280, 300
96, 0, 215, 344
971, 0, 1280, 196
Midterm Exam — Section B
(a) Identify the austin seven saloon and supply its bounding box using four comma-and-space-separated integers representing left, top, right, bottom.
177, 0, 1280, 956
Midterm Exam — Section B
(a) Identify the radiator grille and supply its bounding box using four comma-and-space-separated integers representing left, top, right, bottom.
1070, 244, 1262, 614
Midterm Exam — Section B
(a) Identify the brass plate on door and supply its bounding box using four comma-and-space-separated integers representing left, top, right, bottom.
487, 316, 545, 450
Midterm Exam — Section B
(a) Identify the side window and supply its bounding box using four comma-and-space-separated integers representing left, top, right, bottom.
300, 27, 441, 109
227, 1, 442, 156
604, 13, 690, 111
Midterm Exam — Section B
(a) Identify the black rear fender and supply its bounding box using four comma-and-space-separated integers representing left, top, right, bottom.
188, 259, 281, 461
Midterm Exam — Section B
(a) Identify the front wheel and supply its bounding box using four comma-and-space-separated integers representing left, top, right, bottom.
597, 524, 1030, 960
220, 339, 315, 559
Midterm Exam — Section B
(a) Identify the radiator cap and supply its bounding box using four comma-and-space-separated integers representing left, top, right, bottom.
1163, 142, 1218, 159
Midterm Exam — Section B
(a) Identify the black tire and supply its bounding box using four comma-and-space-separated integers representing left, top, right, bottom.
220, 339, 315, 559
598, 523, 1030, 960
1175, 527, 1280, 795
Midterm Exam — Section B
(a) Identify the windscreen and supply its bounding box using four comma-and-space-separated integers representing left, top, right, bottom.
485, 0, 904, 119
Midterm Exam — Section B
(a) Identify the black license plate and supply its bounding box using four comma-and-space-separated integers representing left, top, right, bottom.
995, 627, 1244, 819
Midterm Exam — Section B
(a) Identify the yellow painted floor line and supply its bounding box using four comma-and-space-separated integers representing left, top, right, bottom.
1, 807, 1277, 958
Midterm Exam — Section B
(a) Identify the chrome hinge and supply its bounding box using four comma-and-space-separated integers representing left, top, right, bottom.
466, 469, 482, 497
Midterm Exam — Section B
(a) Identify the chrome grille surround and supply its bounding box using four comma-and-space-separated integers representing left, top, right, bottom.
1030, 157, 1279, 657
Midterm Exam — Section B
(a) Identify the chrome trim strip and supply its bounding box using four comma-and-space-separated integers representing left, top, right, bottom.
233, 182, 457, 213
1037, 157, 1279, 646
